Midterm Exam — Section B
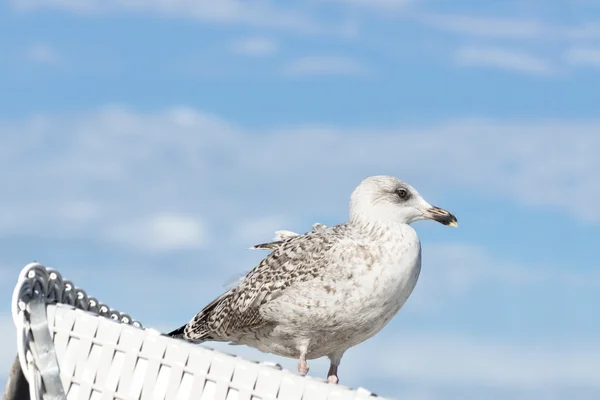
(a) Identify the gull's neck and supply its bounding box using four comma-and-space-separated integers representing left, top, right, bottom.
349, 213, 410, 239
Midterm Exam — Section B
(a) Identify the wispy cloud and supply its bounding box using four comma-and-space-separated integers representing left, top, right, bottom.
565, 22, 600, 40
323, 0, 413, 11
10, 1, 600, 79
229, 37, 279, 57
1, 107, 600, 251
24, 43, 63, 67
455, 46, 555, 76
567, 47, 600, 68
283, 55, 369, 76
407, 243, 600, 312
413, 11, 600, 77
11, 0, 342, 35
420, 14, 547, 39
107, 213, 206, 252
418, 12, 600, 42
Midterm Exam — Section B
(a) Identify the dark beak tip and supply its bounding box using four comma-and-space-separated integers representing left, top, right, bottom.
429, 207, 458, 227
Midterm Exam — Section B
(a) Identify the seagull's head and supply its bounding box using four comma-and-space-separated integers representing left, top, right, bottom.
349, 175, 458, 227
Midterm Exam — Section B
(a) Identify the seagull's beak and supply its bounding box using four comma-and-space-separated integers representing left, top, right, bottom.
422, 206, 458, 227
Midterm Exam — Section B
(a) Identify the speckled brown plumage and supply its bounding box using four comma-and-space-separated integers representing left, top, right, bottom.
185, 224, 345, 341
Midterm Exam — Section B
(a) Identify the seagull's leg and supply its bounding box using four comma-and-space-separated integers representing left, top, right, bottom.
327, 364, 338, 384
327, 351, 345, 384
297, 351, 310, 376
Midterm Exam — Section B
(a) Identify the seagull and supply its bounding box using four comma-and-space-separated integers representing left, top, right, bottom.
168, 175, 457, 384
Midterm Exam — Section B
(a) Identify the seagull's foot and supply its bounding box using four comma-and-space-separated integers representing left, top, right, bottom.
297, 353, 310, 376
327, 363, 339, 384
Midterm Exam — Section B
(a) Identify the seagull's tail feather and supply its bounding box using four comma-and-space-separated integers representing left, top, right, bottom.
169, 290, 233, 342
167, 325, 186, 338
166, 323, 212, 342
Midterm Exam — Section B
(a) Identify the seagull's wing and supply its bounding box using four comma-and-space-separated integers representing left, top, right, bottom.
181, 223, 344, 341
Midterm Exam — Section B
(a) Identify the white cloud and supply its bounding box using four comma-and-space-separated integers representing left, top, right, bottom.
565, 22, 600, 40
455, 46, 555, 76
420, 14, 547, 39
567, 47, 600, 67
11, 0, 343, 36
407, 243, 600, 312
24, 43, 63, 67
107, 213, 206, 252
323, 0, 412, 11
1, 107, 600, 252
10, 1, 600, 77
418, 12, 600, 42
283, 55, 369, 76
229, 37, 279, 57
413, 12, 600, 76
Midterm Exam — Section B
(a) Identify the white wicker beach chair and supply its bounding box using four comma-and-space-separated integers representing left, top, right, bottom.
4, 262, 387, 400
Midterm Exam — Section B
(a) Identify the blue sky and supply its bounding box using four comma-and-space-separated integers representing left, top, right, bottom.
1, 0, 600, 399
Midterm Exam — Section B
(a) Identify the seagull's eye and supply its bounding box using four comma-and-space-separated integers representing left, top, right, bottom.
397, 188, 409, 199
